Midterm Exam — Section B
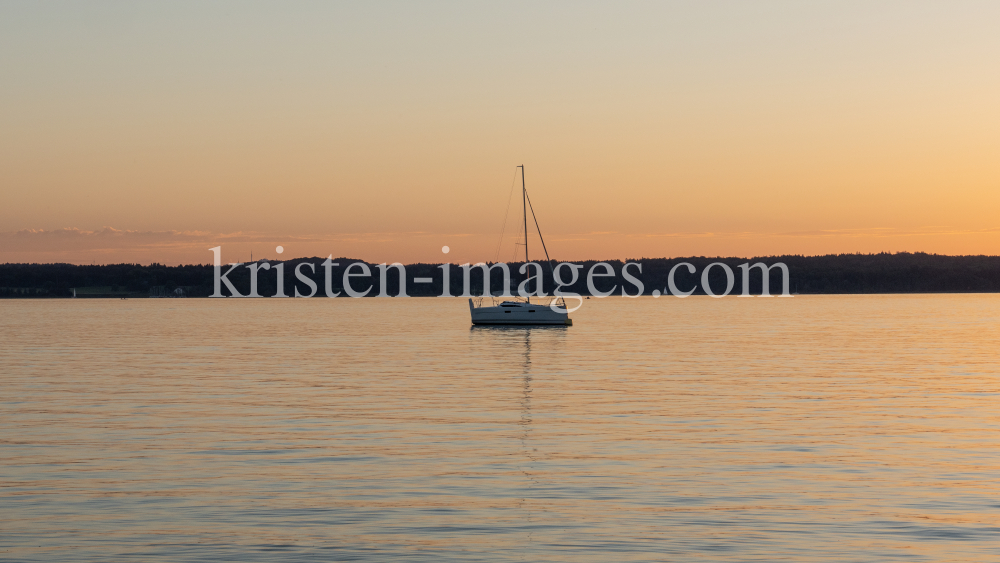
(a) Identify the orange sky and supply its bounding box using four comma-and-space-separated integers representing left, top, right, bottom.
2, 2, 999, 265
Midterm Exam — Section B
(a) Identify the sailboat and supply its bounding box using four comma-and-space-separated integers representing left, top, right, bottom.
469, 165, 572, 326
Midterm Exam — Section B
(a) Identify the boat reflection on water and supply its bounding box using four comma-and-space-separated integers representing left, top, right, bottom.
517, 329, 537, 547
468, 325, 567, 551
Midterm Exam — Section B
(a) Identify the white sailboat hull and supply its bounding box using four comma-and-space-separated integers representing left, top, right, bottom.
469, 298, 572, 326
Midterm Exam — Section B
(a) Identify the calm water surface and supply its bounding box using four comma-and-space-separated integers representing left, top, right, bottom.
2, 296, 999, 561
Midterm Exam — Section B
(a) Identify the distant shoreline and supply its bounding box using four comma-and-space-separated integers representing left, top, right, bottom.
6, 292, 1000, 300
3, 253, 1000, 298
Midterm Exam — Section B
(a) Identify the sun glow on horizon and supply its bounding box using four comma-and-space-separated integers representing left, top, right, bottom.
3, 2, 999, 265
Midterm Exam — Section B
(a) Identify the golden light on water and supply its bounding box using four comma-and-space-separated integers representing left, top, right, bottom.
3, 296, 999, 560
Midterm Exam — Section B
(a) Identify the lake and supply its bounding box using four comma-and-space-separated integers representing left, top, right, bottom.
2, 295, 999, 561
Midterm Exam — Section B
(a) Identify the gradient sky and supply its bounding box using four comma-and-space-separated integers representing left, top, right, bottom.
2, 1, 999, 264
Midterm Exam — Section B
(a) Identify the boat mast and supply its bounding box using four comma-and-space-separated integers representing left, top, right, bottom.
521, 165, 528, 264
521, 165, 529, 303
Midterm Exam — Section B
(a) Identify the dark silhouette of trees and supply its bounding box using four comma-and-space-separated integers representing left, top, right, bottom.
2, 252, 999, 298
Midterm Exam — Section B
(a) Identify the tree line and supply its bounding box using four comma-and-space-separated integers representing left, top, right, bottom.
2, 252, 999, 298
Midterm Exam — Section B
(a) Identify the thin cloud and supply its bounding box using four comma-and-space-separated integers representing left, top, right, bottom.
2, 227, 484, 251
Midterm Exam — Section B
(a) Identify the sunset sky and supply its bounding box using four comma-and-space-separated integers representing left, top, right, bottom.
2, 1, 999, 265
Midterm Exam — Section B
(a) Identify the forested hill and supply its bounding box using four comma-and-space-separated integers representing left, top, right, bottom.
2, 253, 1000, 298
